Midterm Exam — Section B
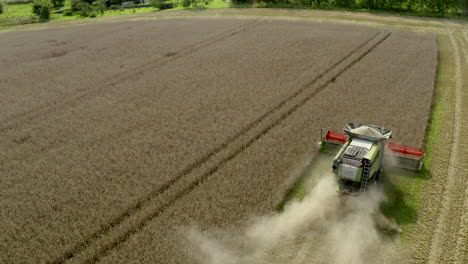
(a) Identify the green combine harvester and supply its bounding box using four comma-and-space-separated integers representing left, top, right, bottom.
321, 123, 424, 195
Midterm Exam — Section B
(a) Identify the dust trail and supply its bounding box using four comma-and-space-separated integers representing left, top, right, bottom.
185, 174, 399, 264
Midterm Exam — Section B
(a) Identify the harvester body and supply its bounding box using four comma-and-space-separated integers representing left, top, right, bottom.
321, 123, 424, 194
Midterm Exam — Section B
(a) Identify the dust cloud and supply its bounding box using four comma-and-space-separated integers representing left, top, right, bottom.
383, 148, 400, 169
185, 175, 400, 264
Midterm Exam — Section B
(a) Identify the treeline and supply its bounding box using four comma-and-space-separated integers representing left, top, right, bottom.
232, 0, 468, 15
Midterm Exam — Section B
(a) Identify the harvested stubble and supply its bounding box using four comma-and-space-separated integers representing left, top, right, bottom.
0, 18, 385, 263
95, 31, 437, 264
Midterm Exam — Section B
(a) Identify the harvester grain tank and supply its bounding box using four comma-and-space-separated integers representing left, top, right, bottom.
321, 123, 424, 194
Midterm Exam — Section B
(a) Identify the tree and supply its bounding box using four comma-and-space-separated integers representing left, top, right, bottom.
71, 0, 81, 10
76, 1, 91, 16
425, 0, 457, 12
0, 0, 4, 14
32, 0, 52, 16
51, 0, 65, 9
40, 4, 50, 19
230, 0, 253, 4
92, 0, 106, 14
460, 0, 468, 14
182, 0, 191, 7
151, 0, 164, 8
334, 0, 355, 8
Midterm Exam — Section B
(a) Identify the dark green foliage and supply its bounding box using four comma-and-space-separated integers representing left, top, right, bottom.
32, 0, 41, 14
92, 0, 106, 14
460, 0, 468, 14
32, 0, 43, 14
333, 0, 355, 8
70, 0, 81, 10
425, 0, 458, 13
152, 0, 174, 9
151, 0, 160, 8
76, 1, 91, 16
70, 0, 95, 11
32, 0, 51, 16
51, 0, 65, 9
230, 0, 253, 4
150, 0, 164, 8
3, 0, 33, 3
89, 10, 97, 16
159, 2, 174, 9
236, 0, 467, 15
0, 0, 4, 14
40, 3, 50, 18
64, 9, 73, 15
181, 0, 191, 7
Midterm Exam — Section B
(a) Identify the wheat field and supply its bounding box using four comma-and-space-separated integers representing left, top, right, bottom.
0, 18, 437, 264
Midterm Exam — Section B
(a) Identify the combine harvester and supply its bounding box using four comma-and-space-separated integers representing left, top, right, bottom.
321, 123, 424, 195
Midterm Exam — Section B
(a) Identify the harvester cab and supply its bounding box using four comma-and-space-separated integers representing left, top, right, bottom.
321, 123, 424, 195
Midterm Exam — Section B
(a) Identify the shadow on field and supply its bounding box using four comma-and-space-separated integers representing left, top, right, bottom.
380, 166, 430, 228
380, 177, 417, 225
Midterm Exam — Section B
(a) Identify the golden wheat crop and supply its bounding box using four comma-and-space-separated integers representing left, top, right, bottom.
0, 18, 436, 264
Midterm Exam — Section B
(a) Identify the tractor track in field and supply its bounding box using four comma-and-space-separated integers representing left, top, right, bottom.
426, 32, 467, 264
0, 19, 263, 133
53, 31, 390, 264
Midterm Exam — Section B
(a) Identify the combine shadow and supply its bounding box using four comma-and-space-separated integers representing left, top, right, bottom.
379, 171, 420, 227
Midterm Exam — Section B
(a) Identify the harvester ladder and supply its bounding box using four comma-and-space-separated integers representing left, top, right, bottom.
360, 159, 371, 192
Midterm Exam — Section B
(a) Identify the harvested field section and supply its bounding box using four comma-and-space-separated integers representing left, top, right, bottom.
0, 19, 382, 263
97, 30, 437, 264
